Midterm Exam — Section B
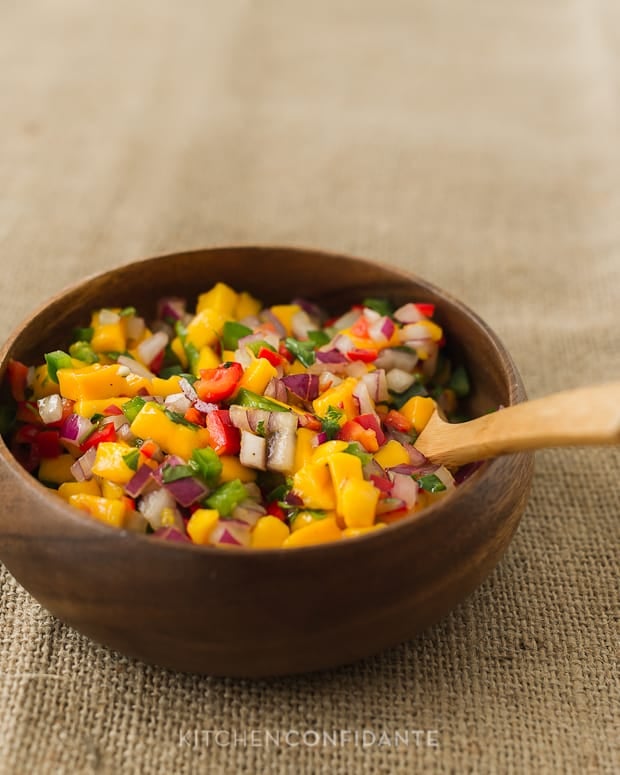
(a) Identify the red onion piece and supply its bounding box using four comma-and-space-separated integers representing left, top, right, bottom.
70, 446, 97, 482
152, 526, 191, 543
179, 377, 198, 403
390, 472, 419, 508
316, 349, 348, 364
125, 464, 157, 498
163, 476, 209, 507
260, 310, 286, 338
194, 399, 217, 414
369, 474, 392, 493
264, 378, 288, 403
282, 374, 320, 402
157, 297, 186, 322
60, 413, 93, 444
291, 297, 325, 321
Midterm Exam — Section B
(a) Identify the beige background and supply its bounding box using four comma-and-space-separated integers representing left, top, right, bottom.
0, 1, 618, 773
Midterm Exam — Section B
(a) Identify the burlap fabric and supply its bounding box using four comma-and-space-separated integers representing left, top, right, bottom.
0, 1, 618, 773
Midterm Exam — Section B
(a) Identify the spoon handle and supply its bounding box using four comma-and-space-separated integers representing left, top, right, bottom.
415, 381, 620, 467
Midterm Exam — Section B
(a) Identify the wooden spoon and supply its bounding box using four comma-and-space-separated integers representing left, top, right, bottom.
415, 381, 620, 467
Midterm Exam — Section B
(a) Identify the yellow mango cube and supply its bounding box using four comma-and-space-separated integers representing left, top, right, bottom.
400, 395, 436, 433
187, 509, 220, 544
101, 479, 125, 500
91, 442, 135, 484
235, 291, 262, 320
170, 336, 188, 368
68, 494, 126, 528
58, 479, 102, 500
31, 364, 60, 399
129, 402, 210, 460
269, 304, 301, 336
293, 428, 318, 472
282, 517, 342, 548
219, 456, 257, 483
58, 364, 143, 401
91, 322, 126, 354
373, 439, 410, 469
312, 378, 358, 422
310, 440, 348, 467
292, 462, 337, 510
196, 345, 220, 372
185, 308, 226, 349
326, 452, 363, 516
38, 455, 76, 485
251, 516, 290, 548
149, 375, 182, 397
237, 357, 278, 396
196, 282, 238, 317
417, 320, 443, 342
340, 479, 380, 528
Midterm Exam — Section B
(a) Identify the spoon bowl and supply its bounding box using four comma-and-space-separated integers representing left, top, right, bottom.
0, 245, 534, 677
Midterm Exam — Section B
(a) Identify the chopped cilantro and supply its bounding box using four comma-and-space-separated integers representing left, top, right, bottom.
122, 449, 140, 471
161, 463, 196, 483
343, 442, 372, 466
363, 298, 393, 316
164, 409, 199, 428
256, 420, 266, 437
320, 405, 344, 440
284, 337, 315, 368
415, 473, 446, 493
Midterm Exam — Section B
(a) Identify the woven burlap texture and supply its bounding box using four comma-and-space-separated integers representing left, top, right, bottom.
0, 1, 618, 773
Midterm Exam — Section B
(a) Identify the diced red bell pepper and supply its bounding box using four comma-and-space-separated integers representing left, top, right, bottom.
257, 346, 285, 367
139, 439, 161, 459
184, 406, 206, 427
80, 422, 117, 452
370, 474, 392, 493
298, 413, 322, 431
206, 409, 241, 456
266, 501, 286, 521
382, 409, 412, 433
16, 401, 41, 425
346, 348, 378, 363
35, 430, 62, 458
104, 404, 124, 416
337, 419, 379, 452
122, 495, 136, 512
414, 303, 435, 318
356, 413, 386, 446
149, 349, 165, 375
13, 424, 40, 445
194, 362, 243, 402
7, 360, 29, 402
11, 439, 40, 472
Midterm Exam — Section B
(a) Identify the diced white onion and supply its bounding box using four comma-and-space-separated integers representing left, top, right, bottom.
239, 431, 267, 470
164, 393, 192, 414
99, 309, 120, 325
117, 355, 156, 380
136, 331, 169, 366
37, 394, 63, 424
386, 368, 416, 394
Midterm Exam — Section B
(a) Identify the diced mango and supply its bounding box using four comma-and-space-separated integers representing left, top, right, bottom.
250, 516, 290, 548
58, 364, 146, 401
343, 524, 387, 539
221, 349, 236, 363
91, 322, 126, 353
292, 462, 337, 510
31, 365, 60, 399
312, 378, 358, 422
187, 508, 220, 544
219, 456, 257, 482
374, 439, 410, 469
149, 375, 182, 397
38, 455, 76, 485
269, 304, 301, 336
68, 494, 126, 528
91, 442, 135, 484
196, 283, 238, 317
170, 336, 188, 368
74, 397, 129, 418
185, 308, 226, 349
196, 345, 220, 372
293, 428, 318, 472
235, 291, 262, 320
101, 479, 125, 500
237, 357, 278, 395
310, 440, 348, 467
400, 395, 436, 433
129, 402, 210, 460
283, 517, 342, 547
340, 478, 380, 528
327, 452, 363, 487
58, 479, 101, 500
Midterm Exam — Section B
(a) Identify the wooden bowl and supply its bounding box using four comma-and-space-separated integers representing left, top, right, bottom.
0, 246, 534, 677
